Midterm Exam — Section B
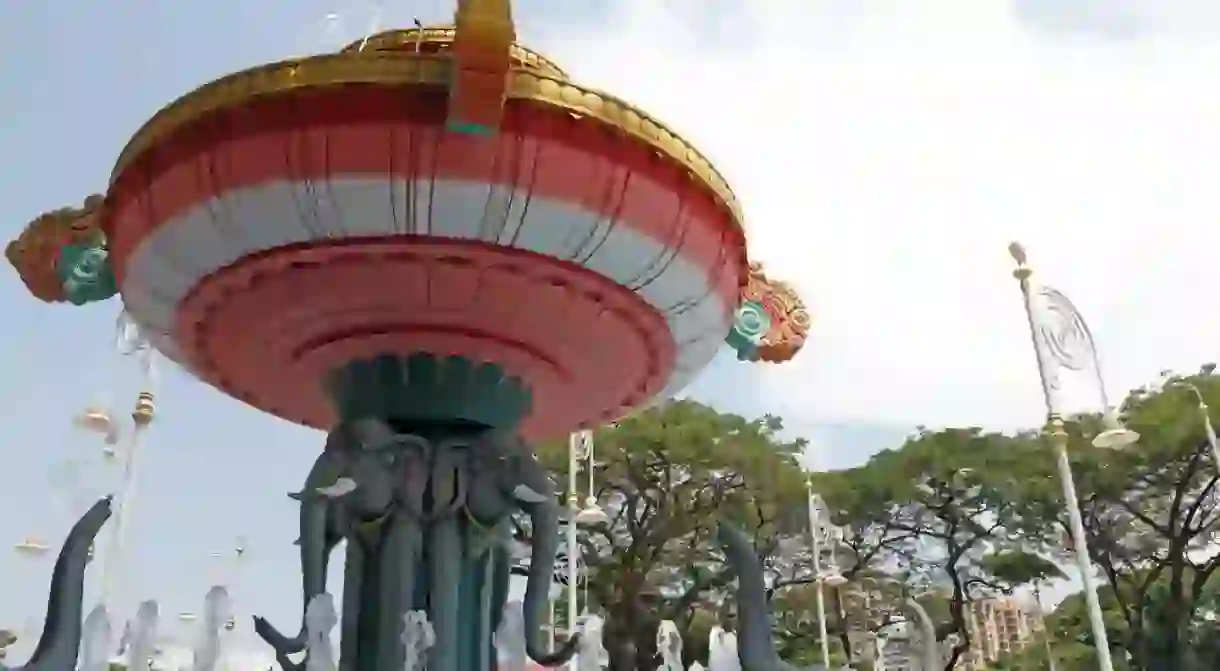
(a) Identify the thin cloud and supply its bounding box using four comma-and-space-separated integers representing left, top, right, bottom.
1014, 0, 1220, 39
534, 0, 1220, 431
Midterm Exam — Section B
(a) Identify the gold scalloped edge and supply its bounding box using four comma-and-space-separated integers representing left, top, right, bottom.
341, 26, 568, 80
110, 54, 451, 181
107, 53, 743, 231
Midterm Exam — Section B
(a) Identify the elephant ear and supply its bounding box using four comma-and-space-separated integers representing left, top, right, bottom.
349, 418, 397, 448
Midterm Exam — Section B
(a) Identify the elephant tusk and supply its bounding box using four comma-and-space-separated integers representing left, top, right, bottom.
511, 485, 547, 504
316, 477, 358, 498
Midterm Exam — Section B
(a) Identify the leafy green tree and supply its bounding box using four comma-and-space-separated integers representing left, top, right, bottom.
817, 427, 1061, 670
1031, 369, 1220, 669
0, 629, 14, 663
534, 401, 808, 671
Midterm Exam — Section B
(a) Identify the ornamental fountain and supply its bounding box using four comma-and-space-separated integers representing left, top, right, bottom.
3, 1, 811, 670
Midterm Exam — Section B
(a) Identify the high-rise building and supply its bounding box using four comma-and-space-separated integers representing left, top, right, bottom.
959, 597, 1043, 670
878, 596, 1044, 671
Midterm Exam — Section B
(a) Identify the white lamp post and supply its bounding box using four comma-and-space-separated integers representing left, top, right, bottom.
805, 478, 834, 671
566, 430, 585, 653
72, 313, 159, 609
1034, 583, 1058, 671
574, 431, 610, 528
1009, 242, 1135, 671
1159, 374, 1220, 471
566, 429, 609, 666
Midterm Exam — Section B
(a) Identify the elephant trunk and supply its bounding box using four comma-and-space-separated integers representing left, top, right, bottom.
906, 598, 939, 671
4, 497, 112, 671
715, 523, 798, 671
521, 499, 579, 666
256, 497, 334, 654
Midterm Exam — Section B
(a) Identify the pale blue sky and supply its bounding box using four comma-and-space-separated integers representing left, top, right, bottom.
0, 0, 911, 654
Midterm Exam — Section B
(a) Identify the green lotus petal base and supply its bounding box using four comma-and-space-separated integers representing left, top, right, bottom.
323, 353, 532, 430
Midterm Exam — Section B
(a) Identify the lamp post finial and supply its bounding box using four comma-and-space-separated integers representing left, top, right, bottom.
1007, 241, 1027, 267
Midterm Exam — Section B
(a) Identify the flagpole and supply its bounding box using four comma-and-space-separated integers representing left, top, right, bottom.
1008, 242, 1114, 671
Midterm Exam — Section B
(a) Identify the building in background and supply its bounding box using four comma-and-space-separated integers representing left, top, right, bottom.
880, 596, 1043, 671
959, 597, 1043, 670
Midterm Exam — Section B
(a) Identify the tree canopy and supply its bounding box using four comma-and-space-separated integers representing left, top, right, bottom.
526, 365, 1220, 670
534, 400, 808, 670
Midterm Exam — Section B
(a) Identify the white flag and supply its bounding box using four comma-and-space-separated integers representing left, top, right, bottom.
1029, 285, 1100, 393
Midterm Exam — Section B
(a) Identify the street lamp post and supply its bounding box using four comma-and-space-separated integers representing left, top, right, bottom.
806, 478, 831, 670
567, 430, 584, 652
75, 389, 156, 608
1162, 377, 1220, 471
1008, 242, 1136, 671
1034, 583, 1058, 671
805, 478, 846, 670
566, 428, 610, 667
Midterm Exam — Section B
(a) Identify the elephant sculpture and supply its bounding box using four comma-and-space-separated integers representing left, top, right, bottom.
3, 497, 112, 671
717, 522, 941, 671
256, 420, 578, 671
715, 523, 829, 671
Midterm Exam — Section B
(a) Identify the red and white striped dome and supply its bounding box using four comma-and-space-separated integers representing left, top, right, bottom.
102, 60, 746, 439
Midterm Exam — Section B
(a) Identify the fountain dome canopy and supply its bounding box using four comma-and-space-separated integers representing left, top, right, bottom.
7, 13, 768, 439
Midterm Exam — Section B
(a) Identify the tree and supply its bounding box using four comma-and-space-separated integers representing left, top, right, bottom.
533, 401, 808, 671
816, 427, 1061, 670
990, 365, 1220, 670
0, 629, 14, 662
1038, 369, 1220, 670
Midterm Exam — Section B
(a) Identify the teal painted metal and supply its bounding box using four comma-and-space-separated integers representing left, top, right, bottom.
725, 300, 772, 361
323, 353, 532, 431
56, 241, 117, 306
445, 120, 497, 136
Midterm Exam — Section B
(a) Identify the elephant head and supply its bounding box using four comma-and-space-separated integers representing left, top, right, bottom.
506, 450, 581, 667
3, 497, 112, 671
465, 433, 519, 526
256, 420, 401, 654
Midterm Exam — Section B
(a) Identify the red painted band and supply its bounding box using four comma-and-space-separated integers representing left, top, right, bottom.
106, 86, 744, 308
175, 235, 675, 439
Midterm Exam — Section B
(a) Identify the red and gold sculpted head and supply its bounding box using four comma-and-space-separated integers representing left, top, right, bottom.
6, 195, 107, 303
741, 263, 810, 363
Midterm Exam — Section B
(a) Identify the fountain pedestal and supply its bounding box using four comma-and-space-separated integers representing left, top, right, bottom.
253, 356, 578, 671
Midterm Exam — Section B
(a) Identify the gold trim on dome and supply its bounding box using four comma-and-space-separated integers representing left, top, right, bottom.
108, 54, 742, 230
341, 26, 568, 79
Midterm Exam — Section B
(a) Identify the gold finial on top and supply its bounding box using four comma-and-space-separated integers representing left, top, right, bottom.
448, 0, 516, 134
1007, 241, 1027, 267
1008, 241, 1032, 281
132, 391, 156, 427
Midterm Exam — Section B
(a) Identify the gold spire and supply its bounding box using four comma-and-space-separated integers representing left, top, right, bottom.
448, 0, 516, 134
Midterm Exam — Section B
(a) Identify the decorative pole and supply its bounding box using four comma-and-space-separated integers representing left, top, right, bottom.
805, 477, 832, 671
1034, 584, 1058, 671
1163, 376, 1220, 471
96, 313, 158, 609
100, 390, 155, 607
1008, 242, 1116, 671
567, 430, 585, 664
